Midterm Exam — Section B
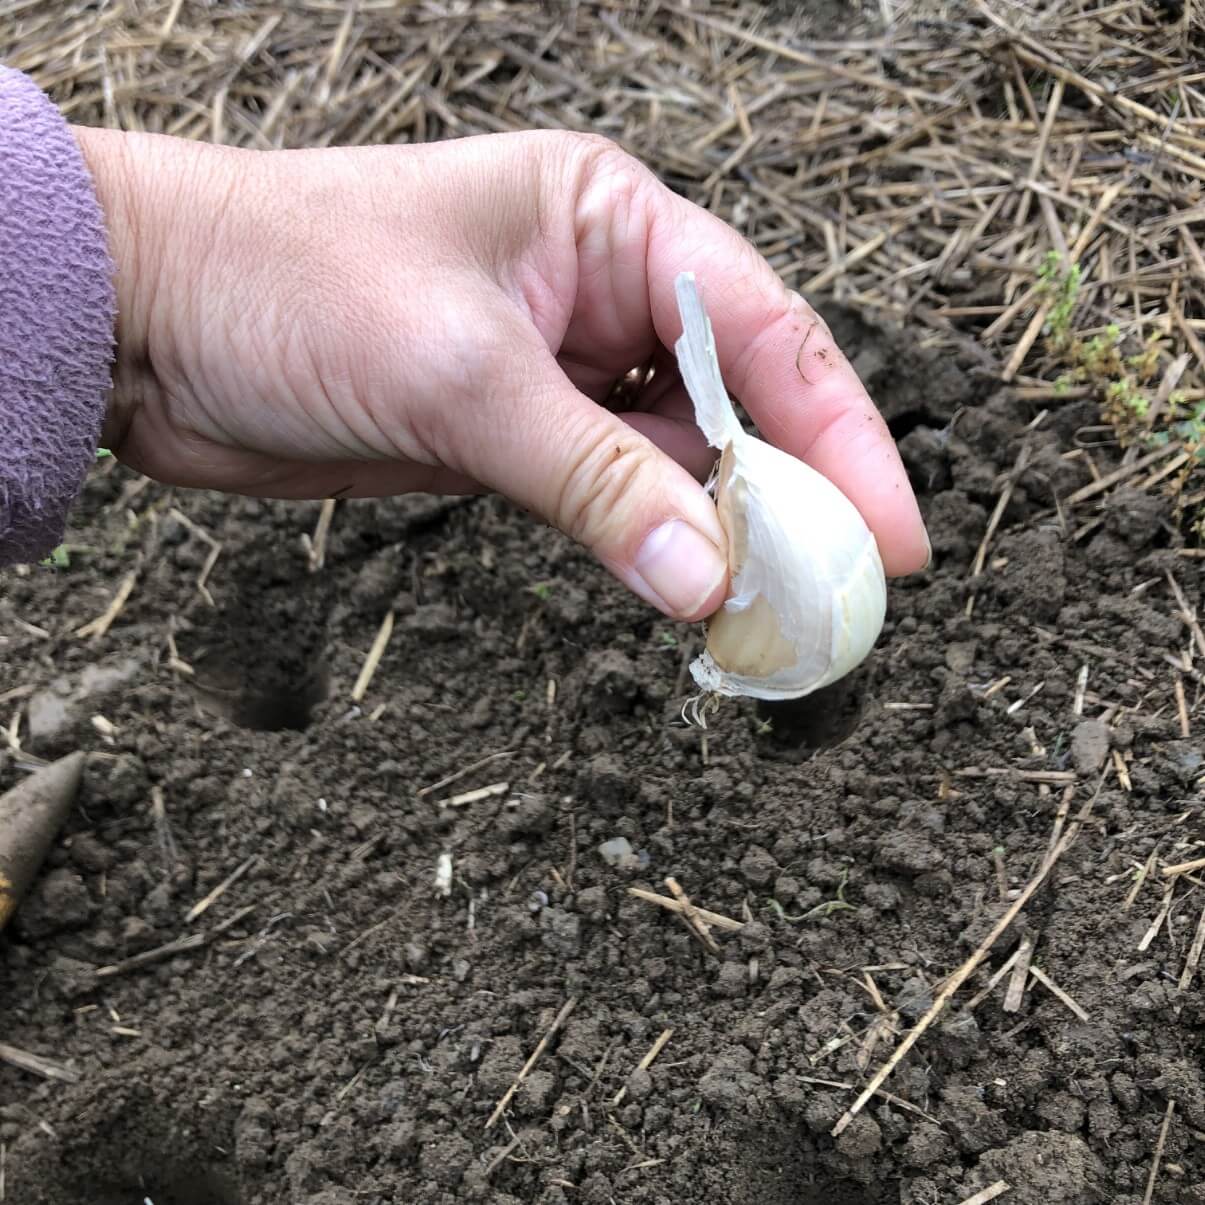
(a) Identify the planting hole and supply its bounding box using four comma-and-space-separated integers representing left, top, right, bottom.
89, 1166, 241, 1205
3, 1091, 245, 1205
755, 667, 868, 758
191, 647, 331, 732
795, 1182, 884, 1205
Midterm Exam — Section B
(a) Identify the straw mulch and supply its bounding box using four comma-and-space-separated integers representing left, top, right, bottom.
6, 0, 1204, 535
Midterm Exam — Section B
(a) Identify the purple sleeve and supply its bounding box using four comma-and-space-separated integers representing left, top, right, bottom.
0, 66, 116, 568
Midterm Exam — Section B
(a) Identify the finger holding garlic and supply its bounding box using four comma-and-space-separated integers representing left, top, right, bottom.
672, 272, 888, 702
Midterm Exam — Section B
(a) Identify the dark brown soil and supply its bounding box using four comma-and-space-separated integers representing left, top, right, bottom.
2, 302, 1204, 1205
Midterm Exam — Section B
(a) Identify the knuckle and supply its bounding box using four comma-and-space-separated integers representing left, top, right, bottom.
564, 132, 653, 201
559, 129, 627, 165
555, 426, 654, 546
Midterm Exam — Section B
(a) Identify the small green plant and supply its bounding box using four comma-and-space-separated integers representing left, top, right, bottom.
527, 581, 554, 601
1032, 257, 1203, 533
1169, 395, 1205, 454
657, 631, 678, 648
39, 449, 115, 567
763, 869, 855, 923
1038, 250, 1082, 351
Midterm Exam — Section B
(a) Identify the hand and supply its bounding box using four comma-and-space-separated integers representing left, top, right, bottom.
74, 127, 929, 621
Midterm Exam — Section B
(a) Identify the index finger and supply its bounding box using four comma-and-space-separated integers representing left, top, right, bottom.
644, 193, 930, 578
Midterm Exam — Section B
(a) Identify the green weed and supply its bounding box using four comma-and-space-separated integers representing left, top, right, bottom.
763, 869, 855, 923
1034, 254, 1202, 535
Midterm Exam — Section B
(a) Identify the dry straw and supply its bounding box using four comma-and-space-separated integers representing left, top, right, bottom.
6, 1, 1204, 528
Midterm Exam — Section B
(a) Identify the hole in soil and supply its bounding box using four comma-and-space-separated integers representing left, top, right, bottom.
755, 667, 868, 758
190, 649, 331, 732
884, 407, 939, 441
707, 1119, 898, 1205
796, 1182, 886, 1205
89, 1165, 241, 1205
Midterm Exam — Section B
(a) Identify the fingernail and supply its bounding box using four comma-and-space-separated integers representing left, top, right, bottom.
630, 519, 727, 619
922, 528, 933, 571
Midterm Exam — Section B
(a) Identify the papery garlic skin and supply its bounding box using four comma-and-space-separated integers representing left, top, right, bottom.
673, 272, 887, 701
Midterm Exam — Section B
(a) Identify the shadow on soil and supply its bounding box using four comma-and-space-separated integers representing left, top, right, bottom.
754, 664, 870, 759
89, 1166, 241, 1205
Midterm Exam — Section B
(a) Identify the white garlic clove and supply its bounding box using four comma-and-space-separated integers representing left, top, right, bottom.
673, 271, 887, 701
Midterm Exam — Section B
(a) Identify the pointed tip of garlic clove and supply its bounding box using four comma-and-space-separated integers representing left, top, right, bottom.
673, 270, 888, 703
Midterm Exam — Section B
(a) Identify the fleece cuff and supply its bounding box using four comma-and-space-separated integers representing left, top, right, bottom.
0, 66, 116, 567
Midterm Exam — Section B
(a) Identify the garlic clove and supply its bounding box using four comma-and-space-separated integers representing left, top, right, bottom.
672, 271, 887, 701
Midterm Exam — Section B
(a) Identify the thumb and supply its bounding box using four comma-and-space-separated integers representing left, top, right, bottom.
468, 366, 729, 622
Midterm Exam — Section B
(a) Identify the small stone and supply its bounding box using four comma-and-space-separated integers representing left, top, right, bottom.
597, 837, 636, 868
466, 696, 492, 729
1071, 719, 1110, 775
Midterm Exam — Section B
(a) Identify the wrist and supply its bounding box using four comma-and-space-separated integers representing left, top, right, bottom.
70, 126, 211, 449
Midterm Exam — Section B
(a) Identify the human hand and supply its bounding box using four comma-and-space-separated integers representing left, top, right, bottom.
75, 127, 928, 621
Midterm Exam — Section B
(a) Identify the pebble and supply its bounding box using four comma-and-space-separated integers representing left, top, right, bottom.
1071, 718, 1110, 775
597, 837, 637, 868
